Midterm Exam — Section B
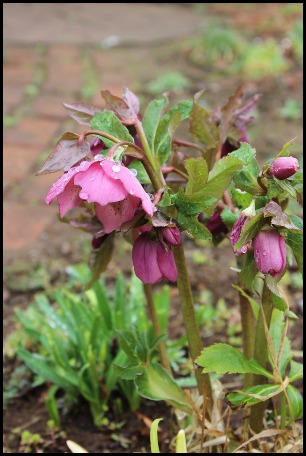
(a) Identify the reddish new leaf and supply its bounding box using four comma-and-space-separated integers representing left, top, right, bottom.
263, 201, 303, 233
36, 132, 90, 175
101, 89, 137, 124
122, 87, 140, 116
63, 103, 101, 126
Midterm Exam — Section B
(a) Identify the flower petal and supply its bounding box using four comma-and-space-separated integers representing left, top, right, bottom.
132, 235, 163, 284
102, 159, 155, 216
74, 161, 127, 205
95, 195, 140, 234
157, 244, 178, 282
57, 181, 82, 217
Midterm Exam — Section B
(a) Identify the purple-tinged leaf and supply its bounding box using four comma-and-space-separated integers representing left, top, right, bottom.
189, 90, 218, 152
122, 87, 140, 116
62, 103, 101, 126
36, 132, 90, 175
101, 90, 136, 124
263, 201, 303, 233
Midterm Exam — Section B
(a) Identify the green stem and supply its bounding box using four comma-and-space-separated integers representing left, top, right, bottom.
143, 284, 172, 375
279, 392, 287, 429
249, 279, 273, 434
238, 288, 256, 387
173, 243, 213, 410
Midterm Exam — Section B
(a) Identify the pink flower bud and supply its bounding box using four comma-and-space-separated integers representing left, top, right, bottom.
162, 226, 182, 246
229, 214, 252, 256
269, 157, 300, 180
90, 137, 107, 156
132, 233, 178, 284
205, 210, 228, 236
253, 230, 286, 278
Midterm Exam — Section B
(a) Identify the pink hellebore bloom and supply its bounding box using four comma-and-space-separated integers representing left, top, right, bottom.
269, 157, 300, 180
45, 156, 155, 234
229, 214, 252, 256
132, 233, 178, 284
253, 230, 286, 278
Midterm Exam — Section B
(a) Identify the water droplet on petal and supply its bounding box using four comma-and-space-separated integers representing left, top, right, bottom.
130, 190, 135, 195
79, 191, 88, 199
112, 164, 121, 173
130, 168, 137, 177
89, 177, 95, 181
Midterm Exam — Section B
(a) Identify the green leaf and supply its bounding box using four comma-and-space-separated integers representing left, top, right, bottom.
150, 418, 163, 453
276, 138, 297, 158
285, 215, 303, 274
113, 364, 144, 381
196, 344, 272, 378
171, 187, 216, 216
158, 187, 172, 208
231, 188, 253, 210
229, 143, 262, 194
135, 362, 193, 415
232, 284, 259, 318
143, 97, 168, 151
176, 430, 188, 453
289, 360, 303, 382
234, 212, 265, 252
265, 276, 288, 312
273, 177, 297, 198
154, 100, 193, 165
91, 110, 134, 147
200, 155, 244, 214
16, 349, 78, 392
86, 233, 115, 289
185, 157, 209, 195
226, 384, 281, 407
127, 160, 151, 184
286, 385, 303, 421
267, 179, 283, 199
237, 254, 259, 294
269, 309, 291, 377
189, 90, 218, 149
176, 212, 212, 240
116, 330, 138, 359
220, 207, 239, 229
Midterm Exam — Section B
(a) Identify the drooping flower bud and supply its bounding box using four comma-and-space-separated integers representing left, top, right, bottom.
229, 214, 252, 256
205, 210, 229, 236
132, 233, 178, 284
221, 127, 248, 157
268, 157, 300, 180
162, 226, 182, 246
90, 137, 106, 156
253, 230, 286, 278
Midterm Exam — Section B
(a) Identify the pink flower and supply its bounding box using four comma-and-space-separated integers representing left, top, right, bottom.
162, 226, 182, 246
205, 209, 229, 236
132, 233, 178, 284
45, 156, 155, 234
268, 157, 300, 180
253, 230, 286, 278
229, 214, 252, 256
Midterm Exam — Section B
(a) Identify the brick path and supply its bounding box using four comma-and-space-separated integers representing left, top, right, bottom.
3, 3, 202, 254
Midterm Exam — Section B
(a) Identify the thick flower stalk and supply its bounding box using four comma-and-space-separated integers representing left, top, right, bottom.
268, 156, 300, 180
253, 229, 286, 278
45, 155, 155, 234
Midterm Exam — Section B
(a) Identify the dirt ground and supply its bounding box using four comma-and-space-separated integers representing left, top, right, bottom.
3, 3, 303, 453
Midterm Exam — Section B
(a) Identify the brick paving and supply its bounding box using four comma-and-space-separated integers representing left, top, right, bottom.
3, 4, 204, 254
